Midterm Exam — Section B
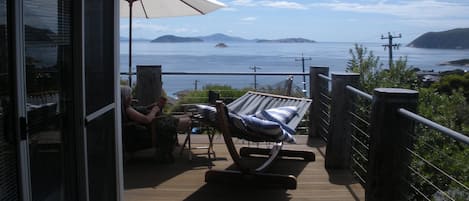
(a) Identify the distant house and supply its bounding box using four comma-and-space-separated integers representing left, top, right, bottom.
416, 71, 441, 87
1, 0, 121, 200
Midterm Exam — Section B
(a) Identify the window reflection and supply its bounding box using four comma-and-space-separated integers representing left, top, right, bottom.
24, 0, 72, 200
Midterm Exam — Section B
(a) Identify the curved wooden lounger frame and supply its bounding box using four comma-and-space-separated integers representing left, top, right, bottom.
204, 100, 315, 189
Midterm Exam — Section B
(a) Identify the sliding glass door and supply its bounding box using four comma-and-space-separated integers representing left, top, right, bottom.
23, 0, 76, 200
84, 0, 121, 199
0, 0, 19, 200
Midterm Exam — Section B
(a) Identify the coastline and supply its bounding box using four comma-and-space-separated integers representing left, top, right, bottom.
439, 59, 469, 67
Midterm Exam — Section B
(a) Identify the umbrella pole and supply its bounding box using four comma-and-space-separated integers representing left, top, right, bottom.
128, 0, 133, 87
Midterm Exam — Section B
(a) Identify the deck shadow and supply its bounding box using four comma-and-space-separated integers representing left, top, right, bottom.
183, 153, 311, 201
183, 183, 293, 201
307, 136, 327, 148
123, 149, 224, 190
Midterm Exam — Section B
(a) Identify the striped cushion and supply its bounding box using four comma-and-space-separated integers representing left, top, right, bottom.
195, 104, 297, 143
195, 104, 217, 122
255, 106, 298, 124
239, 115, 296, 143
255, 106, 298, 135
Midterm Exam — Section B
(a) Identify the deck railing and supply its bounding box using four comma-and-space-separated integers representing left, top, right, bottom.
309, 67, 469, 201
397, 109, 469, 200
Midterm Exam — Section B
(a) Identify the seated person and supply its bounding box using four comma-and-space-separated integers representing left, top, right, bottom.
121, 86, 191, 162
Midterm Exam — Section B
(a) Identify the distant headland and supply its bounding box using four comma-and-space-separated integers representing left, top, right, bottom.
407, 28, 469, 49
151, 35, 202, 43
406, 28, 469, 67
149, 33, 315, 43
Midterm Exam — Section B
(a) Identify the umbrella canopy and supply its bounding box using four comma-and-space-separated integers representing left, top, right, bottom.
121, 0, 225, 18
121, 0, 226, 86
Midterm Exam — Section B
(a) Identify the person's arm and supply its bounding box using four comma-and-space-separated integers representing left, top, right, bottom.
145, 102, 158, 110
126, 105, 160, 124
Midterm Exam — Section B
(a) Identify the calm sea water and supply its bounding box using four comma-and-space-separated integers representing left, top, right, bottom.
120, 41, 469, 97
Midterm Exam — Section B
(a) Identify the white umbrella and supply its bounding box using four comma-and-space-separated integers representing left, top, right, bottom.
121, 0, 226, 86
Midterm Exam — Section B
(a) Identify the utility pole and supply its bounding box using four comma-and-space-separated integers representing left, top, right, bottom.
194, 80, 199, 91
295, 53, 311, 96
381, 32, 401, 68
249, 66, 261, 90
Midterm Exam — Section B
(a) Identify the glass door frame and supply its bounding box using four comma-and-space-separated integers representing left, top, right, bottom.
10, 0, 32, 199
80, 0, 123, 200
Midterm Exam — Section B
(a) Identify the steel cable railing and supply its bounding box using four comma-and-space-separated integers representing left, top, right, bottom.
398, 108, 469, 200
317, 74, 331, 141
345, 85, 373, 186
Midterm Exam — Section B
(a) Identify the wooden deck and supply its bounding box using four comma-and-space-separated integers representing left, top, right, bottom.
124, 135, 364, 201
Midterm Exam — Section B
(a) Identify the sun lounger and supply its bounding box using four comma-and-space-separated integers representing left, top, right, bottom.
196, 91, 315, 189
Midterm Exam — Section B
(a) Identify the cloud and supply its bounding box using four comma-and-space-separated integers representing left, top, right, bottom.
263, 1, 308, 10
310, 0, 469, 19
241, 17, 257, 21
230, 0, 308, 10
231, 0, 256, 7
221, 7, 238, 11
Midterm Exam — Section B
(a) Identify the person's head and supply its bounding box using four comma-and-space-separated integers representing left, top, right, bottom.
120, 86, 132, 108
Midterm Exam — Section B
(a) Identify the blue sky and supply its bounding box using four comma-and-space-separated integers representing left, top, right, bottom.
120, 0, 469, 43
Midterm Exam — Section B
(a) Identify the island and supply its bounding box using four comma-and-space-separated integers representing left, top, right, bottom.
407, 28, 469, 49
151, 35, 202, 43
256, 38, 315, 43
145, 34, 318, 43
215, 43, 228, 48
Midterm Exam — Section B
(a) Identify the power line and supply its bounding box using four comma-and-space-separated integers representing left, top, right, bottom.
295, 53, 311, 96
381, 32, 401, 68
249, 65, 261, 90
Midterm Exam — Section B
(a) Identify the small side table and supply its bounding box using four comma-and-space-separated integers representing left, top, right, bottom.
179, 112, 217, 160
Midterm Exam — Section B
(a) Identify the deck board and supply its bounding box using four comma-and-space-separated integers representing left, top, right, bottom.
124, 135, 364, 201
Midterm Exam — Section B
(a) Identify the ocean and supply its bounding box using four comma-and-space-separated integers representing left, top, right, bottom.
120, 41, 469, 98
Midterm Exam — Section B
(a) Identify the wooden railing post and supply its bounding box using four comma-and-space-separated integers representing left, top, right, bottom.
135, 65, 162, 106
309, 66, 329, 138
366, 88, 418, 201
325, 73, 360, 169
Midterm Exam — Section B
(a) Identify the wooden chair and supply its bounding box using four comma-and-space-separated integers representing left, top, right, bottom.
204, 91, 315, 189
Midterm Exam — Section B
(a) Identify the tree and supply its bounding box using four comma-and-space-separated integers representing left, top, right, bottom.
431, 72, 469, 101
346, 44, 383, 92
346, 44, 417, 92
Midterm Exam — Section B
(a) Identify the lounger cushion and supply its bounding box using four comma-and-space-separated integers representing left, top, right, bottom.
239, 115, 296, 143
195, 104, 217, 122
254, 106, 298, 136
195, 104, 296, 143
255, 106, 298, 124
241, 115, 282, 135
